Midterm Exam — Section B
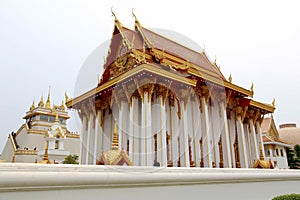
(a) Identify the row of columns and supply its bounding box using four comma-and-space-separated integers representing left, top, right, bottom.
79, 92, 265, 168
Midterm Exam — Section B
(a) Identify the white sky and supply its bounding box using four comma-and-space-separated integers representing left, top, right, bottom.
1, 0, 300, 152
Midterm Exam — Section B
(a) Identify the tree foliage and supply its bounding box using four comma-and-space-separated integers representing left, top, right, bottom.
286, 146, 300, 169
62, 154, 79, 164
272, 193, 300, 200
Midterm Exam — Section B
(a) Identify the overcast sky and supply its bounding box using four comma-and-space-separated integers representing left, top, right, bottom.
1, 0, 300, 151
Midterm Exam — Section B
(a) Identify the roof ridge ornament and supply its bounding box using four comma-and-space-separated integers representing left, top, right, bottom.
111, 7, 118, 22
272, 98, 275, 107
228, 74, 232, 83
45, 86, 51, 109
250, 82, 254, 93
30, 100, 35, 111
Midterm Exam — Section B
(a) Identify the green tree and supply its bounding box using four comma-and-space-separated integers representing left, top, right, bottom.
62, 154, 79, 164
272, 193, 300, 200
286, 147, 300, 169
294, 144, 300, 159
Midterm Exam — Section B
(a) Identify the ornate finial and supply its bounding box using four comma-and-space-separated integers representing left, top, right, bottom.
60, 100, 65, 111
65, 92, 69, 102
30, 101, 35, 111
42, 140, 50, 163
214, 55, 217, 64
111, 120, 119, 150
259, 142, 264, 160
45, 86, 51, 109
55, 111, 59, 123
228, 74, 232, 83
132, 8, 138, 22
272, 98, 275, 107
250, 82, 254, 93
38, 95, 44, 107
111, 7, 117, 22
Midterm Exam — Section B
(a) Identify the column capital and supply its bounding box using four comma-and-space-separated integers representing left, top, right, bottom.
235, 106, 248, 122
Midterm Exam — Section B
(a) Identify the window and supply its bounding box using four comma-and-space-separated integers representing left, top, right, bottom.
40, 115, 49, 121
266, 150, 270, 156
280, 149, 284, 157
49, 116, 55, 122
276, 149, 279, 156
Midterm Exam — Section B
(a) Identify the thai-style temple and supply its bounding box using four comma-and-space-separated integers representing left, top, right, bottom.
66, 13, 277, 168
0, 91, 80, 163
261, 117, 290, 169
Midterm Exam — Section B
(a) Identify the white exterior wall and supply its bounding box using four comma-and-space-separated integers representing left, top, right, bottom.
1, 163, 300, 200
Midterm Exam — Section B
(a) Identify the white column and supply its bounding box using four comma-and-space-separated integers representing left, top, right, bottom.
146, 94, 153, 166
179, 101, 190, 167
244, 124, 252, 167
58, 140, 64, 150
202, 97, 213, 168
171, 100, 179, 167
236, 114, 249, 168
192, 98, 201, 167
93, 111, 101, 165
80, 115, 87, 164
141, 92, 153, 166
130, 97, 139, 165
249, 119, 259, 160
128, 100, 134, 164
256, 121, 265, 158
221, 103, 232, 168
157, 96, 167, 167
87, 113, 94, 165
118, 102, 124, 151
141, 93, 146, 166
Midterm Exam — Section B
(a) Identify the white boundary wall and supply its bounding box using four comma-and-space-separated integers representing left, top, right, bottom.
1, 163, 300, 200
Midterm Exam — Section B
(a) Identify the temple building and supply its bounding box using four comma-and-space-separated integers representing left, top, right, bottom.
0, 92, 80, 163
66, 13, 278, 168
261, 117, 290, 169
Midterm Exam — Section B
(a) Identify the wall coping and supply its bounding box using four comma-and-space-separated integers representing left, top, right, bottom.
1, 163, 300, 193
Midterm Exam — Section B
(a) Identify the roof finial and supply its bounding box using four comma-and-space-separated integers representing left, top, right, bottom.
214, 55, 217, 64
30, 100, 35, 111
111, 120, 119, 150
272, 98, 275, 107
228, 74, 232, 83
250, 82, 254, 93
64, 91, 69, 103
111, 7, 117, 22
132, 8, 137, 22
60, 100, 65, 111
38, 95, 44, 107
45, 86, 51, 109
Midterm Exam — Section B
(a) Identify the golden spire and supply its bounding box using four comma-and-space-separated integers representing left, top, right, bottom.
42, 140, 51, 164
228, 74, 232, 83
60, 100, 65, 111
65, 92, 69, 103
45, 87, 51, 109
250, 82, 254, 93
271, 98, 275, 107
55, 112, 59, 123
30, 101, 35, 111
38, 95, 44, 107
111, 120, 119, 150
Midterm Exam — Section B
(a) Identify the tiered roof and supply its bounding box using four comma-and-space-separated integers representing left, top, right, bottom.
66, 13, 275, 115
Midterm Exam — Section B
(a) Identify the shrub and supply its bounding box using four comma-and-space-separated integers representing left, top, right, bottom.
272, 194, 300, 200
